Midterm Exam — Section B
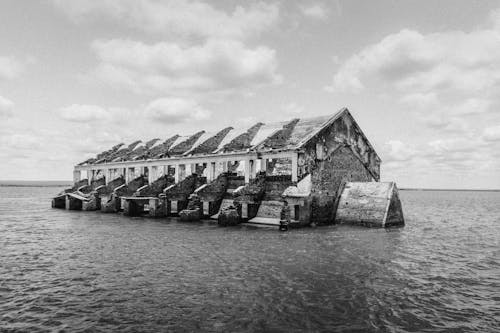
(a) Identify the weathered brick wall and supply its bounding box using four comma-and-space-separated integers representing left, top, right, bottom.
114, 176, 147, 196
136, 175, 175, 197
309, 145, 372, 224
197, 173, 228, 201
91, 177, 106, 190
233, 172, 266, 203
263, 175, 294, 200
97, 176, 125, 195
227, 175, 245, 189
164, 174, 206, 201
297, 113, 380, 224
267, 158, 292, 176
299, 113, 380, 181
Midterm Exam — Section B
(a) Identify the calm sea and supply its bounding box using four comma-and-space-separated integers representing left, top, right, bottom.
0, 186, 499, 332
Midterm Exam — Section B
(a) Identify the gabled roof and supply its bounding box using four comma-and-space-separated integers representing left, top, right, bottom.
78, 108, 380, 165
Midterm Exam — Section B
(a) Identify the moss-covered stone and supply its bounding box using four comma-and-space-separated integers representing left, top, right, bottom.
218, 206, 240, 226
222, 122, 264, 152
168, 131, 205, 155
189, 127, 233, 155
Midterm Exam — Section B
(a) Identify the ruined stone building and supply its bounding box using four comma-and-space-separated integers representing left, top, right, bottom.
53, 108, 404, 228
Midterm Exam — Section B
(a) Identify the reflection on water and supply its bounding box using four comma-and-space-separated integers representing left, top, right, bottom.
1, 187, 499, 332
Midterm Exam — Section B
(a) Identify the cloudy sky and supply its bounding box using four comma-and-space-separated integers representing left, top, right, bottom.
1, 0, 499, 189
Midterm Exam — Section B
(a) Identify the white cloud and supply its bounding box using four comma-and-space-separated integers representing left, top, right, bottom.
399, 92, 438, 109
0, 134, 40, 150
382, 140, 418, 162
281, 102, 304, 115
145, 97, 211, 123
72, 132, 122, 154
0, 56, 24, 80
327, 24, 500, 94
52, 0, 279, 40
483, 126, 500, 141
0, 95, 14, 118
90, 38, 280, 95
59, 104, 111, 122
326, 6, 500, 172
452, 98, 492, 115
301, 4, 328, 20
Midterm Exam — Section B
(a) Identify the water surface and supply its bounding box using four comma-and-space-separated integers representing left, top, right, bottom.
1, 187, 499, 332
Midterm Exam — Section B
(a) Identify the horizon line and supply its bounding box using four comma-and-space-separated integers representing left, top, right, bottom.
0, 180, 499, 192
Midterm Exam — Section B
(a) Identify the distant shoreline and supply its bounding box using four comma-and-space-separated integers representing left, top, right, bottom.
0, 181, 498, 192
0, 184, 72, 188
399, 188, 500, 192
0, 181, 72, 188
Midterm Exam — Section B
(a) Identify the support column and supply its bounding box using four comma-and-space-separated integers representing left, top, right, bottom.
222, 161, 228, 173
86, 169, 92, 184
73, 170, 81, 183
250, 159, 256, 180
244, 160, 250, 184
174, 164, 180, 183
207, 162, 216, 182
291, 152, 298, 182
186, 164, 193, 177
126, 167, 134, 183
260, 158, 268, 174
149, 166, 157, 184
105, 169, 111, 185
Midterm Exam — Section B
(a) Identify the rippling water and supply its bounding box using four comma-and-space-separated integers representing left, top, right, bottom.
1, 186, 499, 332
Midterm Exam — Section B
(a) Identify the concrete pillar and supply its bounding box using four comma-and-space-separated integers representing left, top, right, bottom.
207, 162, 216, 182
222, 161, 229, 173
73, 170, 81, 183
250, 159, 256, 180
174, 164, 180, 183
260, 158, 268, 174
149, 166, 157, 184
291, 153, 298, 182
86, 170, 92, 184
126, 168, 134, 183
244, 160, 250, 184
186, 164, 193, 177
105, 169, 111, 185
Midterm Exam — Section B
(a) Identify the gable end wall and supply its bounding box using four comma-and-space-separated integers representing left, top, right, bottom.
300, 113, 378, 224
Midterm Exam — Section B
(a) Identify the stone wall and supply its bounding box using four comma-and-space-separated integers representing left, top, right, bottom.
135, 174, 175, 197
263, 175, 294, 201
114, 176, 147, 196
233, 172, 266, 203
164, 174, 206, 201
308, 145, 372, 224
197, 173, 228, 202
299, 113, 380, 182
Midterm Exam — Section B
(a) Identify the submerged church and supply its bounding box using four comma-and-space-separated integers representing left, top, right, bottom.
52, 108, 404, 228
